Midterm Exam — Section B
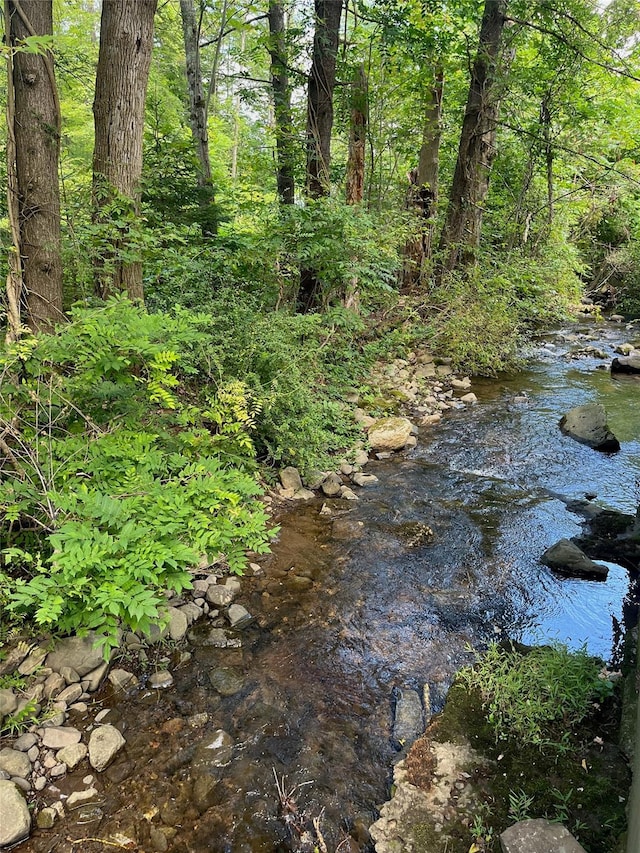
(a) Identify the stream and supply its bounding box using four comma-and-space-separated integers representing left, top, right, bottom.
23, 319, 640, 853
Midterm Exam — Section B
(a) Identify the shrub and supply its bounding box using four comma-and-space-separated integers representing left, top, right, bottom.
0, 298, 276, 651
458, 642, 613, 752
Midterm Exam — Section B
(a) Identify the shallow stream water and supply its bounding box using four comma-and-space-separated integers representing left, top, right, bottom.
22, 319, 640, 853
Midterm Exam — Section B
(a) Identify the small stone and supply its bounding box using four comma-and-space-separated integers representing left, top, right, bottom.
351, 472, 379, 487
41, 711, 66, 727
94, 709, 111, 723
0, 688, 18, 717
83, 775, 95, 785
18, 647, 48, 676
460, 392, 478, 405
88, 725, 126, 772
178, 602, 203, 625
59, 666, 81, 684
191, 580, 209, 598
13, 733, 37, 753
57, 683, 84, 704
291, 487, 315, 500
11, 777, 30, 793
206, 584, 235, 607
83, 662, 109, 693
57, 742, 88, 770
69, 702, 89, 714
40, 726, 82, 750
166, 607, 189, 641
149, 671, 174, 690
43, 672, 66, 700
321, 472, 343, 496
279, 466, 303, 491
188, 713, 209, 729
34, 776, 47, 792
108, 669, 138, 692
0, 748, 32, 779
67, 787, 100, 809
340, 486, 359, 501
354, 450, 369, 465
208, 667, 245, 697
36, 807, 57, 829
27, 746, 39, 763
49, 763, 67, 778
404, 436, 418, 449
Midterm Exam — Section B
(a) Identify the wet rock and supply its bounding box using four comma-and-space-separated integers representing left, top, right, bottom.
351, 472, 379, 487
559, 403, 620, 452
149, 825, 170, 851
340, 486, 359, 501
192, 775, 221, 813
89, 724, 126, 772
611, 353, 640, 374
280, 466, 303, 491
36, 807, 58, 829
393, 689, 424, 748
0, 688, 18, 719
67, 787, 100, 810
149, 671, 174, 690
40, 726, 82, 750
321, 472, 343, 496
0, 781, 31, 845
227, 604, 252, 628
188, 625, 236, 648
57, 742, 88, 770
368, 417, 414, 451
460, 392, 478, 405
541, 539, 608, 579
500, 818, 586, 852
0, 749, 31, 779
45, 634, 107, 677
190, 730, 234, 774
209, 667, 245, 696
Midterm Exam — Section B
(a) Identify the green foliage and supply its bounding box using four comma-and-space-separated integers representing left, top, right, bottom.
0, 299, 276, 650
0, 700, 40, 737
458, 643, 614, 753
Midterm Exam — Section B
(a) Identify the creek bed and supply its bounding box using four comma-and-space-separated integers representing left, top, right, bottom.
18, 319, 640, 853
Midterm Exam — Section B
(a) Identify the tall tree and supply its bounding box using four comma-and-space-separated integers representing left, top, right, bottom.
179, 0, 217, 234
92, 0, 158, 300
438, 0, 508, 275
346, 63, 368, 205
305, 0, 343, 198
298, 0, 343, 313
5, 0, 63, 336
268, 0, 295, 204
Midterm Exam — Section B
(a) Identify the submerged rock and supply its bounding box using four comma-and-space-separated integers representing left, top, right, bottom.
393, 688, 424, 748
500, 818, 586, 853
541, 539, 608, 579
559, 403, 620, 452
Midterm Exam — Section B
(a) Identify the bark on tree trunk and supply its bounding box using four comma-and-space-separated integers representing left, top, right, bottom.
268, 1, 295, 205
298, 0, 343, 313
6, 0, 63, 334
305, 0, 342, 199
438, 0, 507, 275
403, 67, 443, 289
346, 64, 367, 205
92, 0, 158, 301
179, 0, 216, 236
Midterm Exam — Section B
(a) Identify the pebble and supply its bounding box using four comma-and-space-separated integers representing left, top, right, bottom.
149, 671, 174, 690
34, 776, 47, 791
13, 734, 38, 753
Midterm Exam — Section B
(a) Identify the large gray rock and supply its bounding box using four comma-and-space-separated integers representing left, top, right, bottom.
166, 606, 189, 641
393, 688, 424, 748
500, 819, 586, 852
0, 689, 18, 718
88, 724, 126, 772
279, 466, 303, 491
559, 403, 620, 452
611, 353, 640, 374
0, 781, 31, 846
542, 539, 608, 579
368, 417, 414, 451
45, 633, 107, 677
321, 472, 342, 497
0, 748, 31, 779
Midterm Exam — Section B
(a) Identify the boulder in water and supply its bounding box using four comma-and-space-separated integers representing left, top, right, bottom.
611, 353, 640, 375
559, 403, 620, 452
541, 539, 608, 580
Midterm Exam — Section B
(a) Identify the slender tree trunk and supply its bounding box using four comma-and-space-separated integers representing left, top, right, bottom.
179, 0, 216, 235
346, 64, 367, 205
205, 0, 229, 119
438, 0, 507, 275
541, 98, 554, 226
305, 0, 342, 199
298, 0, 343, 313
268, 1, 295, 205
403, 67, 443, 288
92, 0, 158, 301
6, 0, 63, 334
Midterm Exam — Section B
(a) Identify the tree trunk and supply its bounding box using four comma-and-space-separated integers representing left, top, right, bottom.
346, 64, 367, 205
268, 1, 295, 205
298, 0, 342, 313
179, 0, 216, 236
305, 0, 342, 199
403, 67, 443, 288
6, 0, 63, 334
92, 0, 158, 301
438, 0, 507, 275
